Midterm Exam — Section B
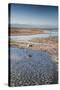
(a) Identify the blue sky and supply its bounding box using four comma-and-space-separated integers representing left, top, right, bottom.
9, 4, 58, 28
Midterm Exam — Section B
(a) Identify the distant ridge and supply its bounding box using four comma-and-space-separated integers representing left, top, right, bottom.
8, 24, 58, 30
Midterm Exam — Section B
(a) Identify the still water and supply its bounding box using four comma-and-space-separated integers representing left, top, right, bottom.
10, 30, 58, 41
10, 47, 58, 86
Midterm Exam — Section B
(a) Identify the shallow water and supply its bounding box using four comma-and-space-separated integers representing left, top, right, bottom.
10, 30, 58, 41
10, 47, 58, 86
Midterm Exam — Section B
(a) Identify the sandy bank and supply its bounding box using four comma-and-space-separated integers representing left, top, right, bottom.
10, 28, 47, 35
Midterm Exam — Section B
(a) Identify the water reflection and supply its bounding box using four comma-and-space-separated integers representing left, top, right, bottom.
10, 47, 58, 86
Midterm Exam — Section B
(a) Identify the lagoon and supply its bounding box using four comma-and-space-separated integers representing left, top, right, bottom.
10, 30, 58, 41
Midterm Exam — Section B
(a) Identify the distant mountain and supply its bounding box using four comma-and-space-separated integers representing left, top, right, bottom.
9, 24, 58, 30
10, 24, 37, 28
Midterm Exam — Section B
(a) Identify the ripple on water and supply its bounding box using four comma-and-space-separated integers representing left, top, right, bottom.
10, 47, 58, 86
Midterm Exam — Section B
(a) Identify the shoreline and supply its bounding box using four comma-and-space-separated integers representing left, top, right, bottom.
10, 28, 48, 36
10, 37, 58, 64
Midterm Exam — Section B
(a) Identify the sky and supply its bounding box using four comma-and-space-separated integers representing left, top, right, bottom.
9, 4, 58, 28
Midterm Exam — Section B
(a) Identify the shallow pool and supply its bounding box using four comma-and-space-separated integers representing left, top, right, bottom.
10, 30, 58, 41
10, 47, 58, 86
